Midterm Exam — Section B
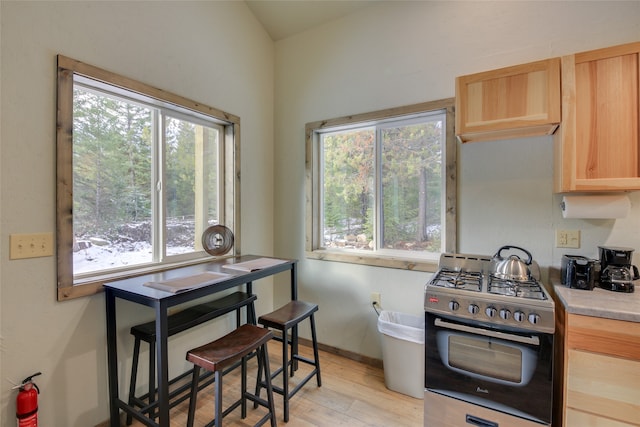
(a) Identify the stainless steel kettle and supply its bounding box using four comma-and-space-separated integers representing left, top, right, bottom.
491, 245, 533, 281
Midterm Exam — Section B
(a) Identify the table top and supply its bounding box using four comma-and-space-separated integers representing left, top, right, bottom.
103, 254, 296, 306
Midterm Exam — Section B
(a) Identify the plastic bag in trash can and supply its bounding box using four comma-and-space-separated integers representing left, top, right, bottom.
377, 310, 424, 344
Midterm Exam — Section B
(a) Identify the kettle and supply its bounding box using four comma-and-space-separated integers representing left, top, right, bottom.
491, 246, 533, 281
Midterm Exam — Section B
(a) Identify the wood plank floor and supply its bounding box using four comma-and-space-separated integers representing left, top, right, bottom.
128, 341, 424, 426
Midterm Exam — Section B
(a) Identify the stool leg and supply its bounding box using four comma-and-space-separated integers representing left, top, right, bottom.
126, 337, 142, 425
310, 314, 322, 386
253, 343, 264, 409
241, 355, 247, 418
214, 370, 223, 427
282, 327, 290, 422
289, 327, 297, 377
186, 365, 200, 427
261, 343, 278, 427
248, 302, 257, 325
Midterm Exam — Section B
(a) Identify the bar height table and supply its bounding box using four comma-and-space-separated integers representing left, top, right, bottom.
104, 255, 298, 427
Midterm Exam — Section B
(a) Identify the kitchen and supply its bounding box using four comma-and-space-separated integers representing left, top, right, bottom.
2, 1, 640, 426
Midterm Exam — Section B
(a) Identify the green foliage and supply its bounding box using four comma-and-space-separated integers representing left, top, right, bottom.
73, 88, 153, 238
321, 117, 444, 252
72, 88, 215, 242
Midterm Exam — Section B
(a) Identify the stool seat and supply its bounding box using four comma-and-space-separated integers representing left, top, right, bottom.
258, 300, 318, 330
187, 325, 273, 373
186, 324, 277, 427
255, 300, 321, 422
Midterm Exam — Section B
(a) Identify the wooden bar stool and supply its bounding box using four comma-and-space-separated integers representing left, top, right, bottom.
255, 300, 321, 422
186, 324, 277, 427
126, 292, 257, 424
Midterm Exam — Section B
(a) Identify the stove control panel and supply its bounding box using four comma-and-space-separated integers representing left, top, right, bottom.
424, 291, 555, 334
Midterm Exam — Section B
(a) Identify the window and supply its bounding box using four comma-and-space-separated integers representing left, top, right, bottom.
56, 56, 240, 300
305, 99, 456, 271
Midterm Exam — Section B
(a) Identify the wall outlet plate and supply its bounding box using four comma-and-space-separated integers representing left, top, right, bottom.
556, 229, 580, 249
371, 292, 381, 306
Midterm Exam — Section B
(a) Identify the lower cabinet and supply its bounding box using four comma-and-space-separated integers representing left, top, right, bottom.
559, 314, 640, 426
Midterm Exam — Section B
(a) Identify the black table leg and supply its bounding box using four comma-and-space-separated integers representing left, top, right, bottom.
105, 289, 120, 427
155, 301, 170, 427
290, 263, 299, 370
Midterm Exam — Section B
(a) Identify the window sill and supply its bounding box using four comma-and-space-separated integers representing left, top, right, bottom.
58, 255, 233, 301
305, 249, 438, 273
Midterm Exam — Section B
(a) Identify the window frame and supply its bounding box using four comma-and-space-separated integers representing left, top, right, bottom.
56, 55, 241, 300
305, 98, 456, 272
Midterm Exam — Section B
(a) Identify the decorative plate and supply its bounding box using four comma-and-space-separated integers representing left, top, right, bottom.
201, 225, 234, 256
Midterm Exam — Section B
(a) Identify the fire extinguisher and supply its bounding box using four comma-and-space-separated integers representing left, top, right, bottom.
16, 372, 41, 427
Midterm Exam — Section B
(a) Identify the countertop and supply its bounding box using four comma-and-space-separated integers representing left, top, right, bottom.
550, 269, 640, 323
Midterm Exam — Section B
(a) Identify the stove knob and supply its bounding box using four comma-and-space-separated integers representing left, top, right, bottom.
485, 307, 497, 318
499, 309, 511, 320
514, 311, 525, 322
468, 304, 479, 315
448, 301, 460, 311
528, 313, 541, 325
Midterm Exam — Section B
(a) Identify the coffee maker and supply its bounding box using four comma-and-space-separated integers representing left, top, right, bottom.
598, 246, 639, 293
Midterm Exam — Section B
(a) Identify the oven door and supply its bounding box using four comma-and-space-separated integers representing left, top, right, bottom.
425, 312, 553, 424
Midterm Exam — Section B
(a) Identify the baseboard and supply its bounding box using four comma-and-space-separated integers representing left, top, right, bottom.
296, 336, 383, 369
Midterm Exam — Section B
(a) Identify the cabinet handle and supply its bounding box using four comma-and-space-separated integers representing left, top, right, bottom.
466, 414, 498, 427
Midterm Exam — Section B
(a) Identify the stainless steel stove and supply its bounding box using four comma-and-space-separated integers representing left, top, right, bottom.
424, 252, 555, 427
425, 253, 554, 334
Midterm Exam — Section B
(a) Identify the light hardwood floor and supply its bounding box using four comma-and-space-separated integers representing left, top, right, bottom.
128, 341, 424, 426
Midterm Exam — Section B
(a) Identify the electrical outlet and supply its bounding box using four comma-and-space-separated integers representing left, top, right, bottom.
371, 292, 381, 306
10, 233, 54, 259
556, 229, 580, 249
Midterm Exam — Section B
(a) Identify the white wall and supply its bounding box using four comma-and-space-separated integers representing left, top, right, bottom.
2, 1, 640, 425
273, 1, 640, 358
0, 2, 274, 426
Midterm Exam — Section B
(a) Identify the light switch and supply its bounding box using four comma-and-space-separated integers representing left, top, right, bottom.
10, 233, 54, 259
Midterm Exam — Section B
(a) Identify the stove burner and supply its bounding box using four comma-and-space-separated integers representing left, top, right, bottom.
430, 268, 482, 292
488, 275, 547, 300
426, 252, 555, 335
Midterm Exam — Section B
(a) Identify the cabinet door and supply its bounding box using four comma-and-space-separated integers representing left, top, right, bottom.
456, 58, 560, 143
566, 349, 640, 426
554, 42, 640, 192
566, 408, 636, 427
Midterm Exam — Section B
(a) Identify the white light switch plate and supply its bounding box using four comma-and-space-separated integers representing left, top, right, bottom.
10, 233, 54, 259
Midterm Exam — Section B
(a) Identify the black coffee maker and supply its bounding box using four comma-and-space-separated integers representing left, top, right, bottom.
598, 246, 639, 293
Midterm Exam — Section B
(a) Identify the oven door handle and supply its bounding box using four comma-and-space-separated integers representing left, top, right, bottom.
434, 318, 540, 346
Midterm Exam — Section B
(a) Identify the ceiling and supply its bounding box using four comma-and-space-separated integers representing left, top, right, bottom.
245, 0, 378, 41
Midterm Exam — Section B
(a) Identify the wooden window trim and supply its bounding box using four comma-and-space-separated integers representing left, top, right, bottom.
56, 55, 241, 300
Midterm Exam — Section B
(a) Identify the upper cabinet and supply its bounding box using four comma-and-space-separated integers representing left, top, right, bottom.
554, 41, 640, 192
455, 58, 561, 143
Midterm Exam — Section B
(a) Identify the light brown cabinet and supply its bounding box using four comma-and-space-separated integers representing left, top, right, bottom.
554, 41, 640, 192
555, 312, 640, 426
455, 58, 561, 143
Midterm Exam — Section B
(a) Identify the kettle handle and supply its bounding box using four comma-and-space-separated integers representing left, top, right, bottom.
494, 245, 533, 265
633, 265, 640, 280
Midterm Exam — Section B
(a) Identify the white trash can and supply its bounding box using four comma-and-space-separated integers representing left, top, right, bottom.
377, 310, 425, 399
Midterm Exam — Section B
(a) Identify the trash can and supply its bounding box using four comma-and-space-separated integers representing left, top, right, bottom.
377, 310, 425, 399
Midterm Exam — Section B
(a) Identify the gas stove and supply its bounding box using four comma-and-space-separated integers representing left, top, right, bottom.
424, 253, 555, 334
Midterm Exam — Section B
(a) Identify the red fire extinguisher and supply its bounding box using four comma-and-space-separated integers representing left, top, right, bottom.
16, 372, 41, 427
